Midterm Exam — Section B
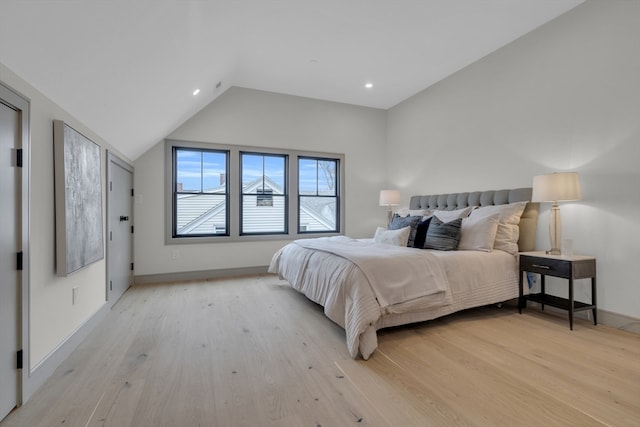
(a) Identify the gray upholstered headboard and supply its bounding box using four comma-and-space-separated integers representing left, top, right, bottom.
409, 188, 539, 252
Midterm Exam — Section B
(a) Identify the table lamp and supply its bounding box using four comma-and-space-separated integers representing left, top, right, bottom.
379, 190, 400, 225
531, 172, 582, 255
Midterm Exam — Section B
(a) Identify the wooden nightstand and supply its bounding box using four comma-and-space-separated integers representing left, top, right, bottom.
518, 251, 597, 330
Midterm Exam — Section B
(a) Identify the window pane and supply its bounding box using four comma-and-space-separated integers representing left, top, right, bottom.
317, 160, 337, 196
176, 149, 202, 192
176, 194, 227, 235
299, 196, 337, 232
242, 153, 286, 194
264, 156, 285, 189
242, 195, 286, 233
298, 158, 318, 195
241, 152, 287, 234
202, 151, 227, 192
242, 154, 263, 193
176, 149, 227, 193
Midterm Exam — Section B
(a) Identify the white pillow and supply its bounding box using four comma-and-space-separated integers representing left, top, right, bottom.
433, 206, 474, 223
458, 213, 500, 252
374, 226, 411, 246
468, 201, 527, 255
395, 207, 432, 218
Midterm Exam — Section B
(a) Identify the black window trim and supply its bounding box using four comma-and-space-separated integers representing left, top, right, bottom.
172, 146, 230, 238
239, 151, 289, 236
164, 139, 345, 245
297, 156, 340, 234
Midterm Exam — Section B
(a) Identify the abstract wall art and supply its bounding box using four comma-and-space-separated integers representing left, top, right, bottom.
53, 120, 104, 276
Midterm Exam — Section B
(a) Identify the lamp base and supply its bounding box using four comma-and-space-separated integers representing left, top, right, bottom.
547, 203, 562, 257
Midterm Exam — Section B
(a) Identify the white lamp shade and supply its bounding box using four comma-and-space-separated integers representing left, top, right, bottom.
531, 172, 582, 203
379, 190, 400, 206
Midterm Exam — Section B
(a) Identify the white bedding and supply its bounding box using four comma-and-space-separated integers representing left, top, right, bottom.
269, 238, 521, 360
294, 236, 449, 307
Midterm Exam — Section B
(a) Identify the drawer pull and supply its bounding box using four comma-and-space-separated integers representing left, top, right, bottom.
532, 264, 550, 269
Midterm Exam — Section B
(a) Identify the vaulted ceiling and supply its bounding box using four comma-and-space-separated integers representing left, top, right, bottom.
0, 0, 583, 160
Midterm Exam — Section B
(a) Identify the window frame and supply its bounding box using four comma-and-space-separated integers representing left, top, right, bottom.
172, 146, 230, 238
239, 151, 289, 236
297, 156, 340, 234
165, 139, 345, 244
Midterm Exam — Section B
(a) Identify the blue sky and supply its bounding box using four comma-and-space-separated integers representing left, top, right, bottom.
176, 149, 335, 194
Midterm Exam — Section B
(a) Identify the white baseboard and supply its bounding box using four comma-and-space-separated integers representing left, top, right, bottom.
134, 266, 270, 285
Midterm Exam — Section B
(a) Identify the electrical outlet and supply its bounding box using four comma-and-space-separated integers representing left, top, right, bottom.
72, 287, 79, 305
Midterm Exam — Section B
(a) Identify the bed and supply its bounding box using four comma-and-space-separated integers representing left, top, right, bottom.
269, 188, 539, 359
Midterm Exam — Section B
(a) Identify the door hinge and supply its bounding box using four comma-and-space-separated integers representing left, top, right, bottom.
16, 149, 23, 167
131, 188, 134, 197
17, 350, 23, 370
110, 280, 112, 291
110, 231, 113, 241
131, 262, 134, 271
131, 225, 134, 234
17, 251, 23, 271
110, 181, 113, 191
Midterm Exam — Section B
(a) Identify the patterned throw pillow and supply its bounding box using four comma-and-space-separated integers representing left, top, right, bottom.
389, 215, 422, 247
423, 216, 462, 251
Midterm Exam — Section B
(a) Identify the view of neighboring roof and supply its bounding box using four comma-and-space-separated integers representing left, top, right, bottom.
176, 176, 336, 235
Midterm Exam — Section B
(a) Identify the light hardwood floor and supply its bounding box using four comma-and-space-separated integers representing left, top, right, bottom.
2, 275, 639, 427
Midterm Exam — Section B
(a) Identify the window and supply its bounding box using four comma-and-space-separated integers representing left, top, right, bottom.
256, 189, 273, 207
240, 152, 287, 235
173, 147, 229, 237
298, 157, 339, 233
166, 139, 344, 243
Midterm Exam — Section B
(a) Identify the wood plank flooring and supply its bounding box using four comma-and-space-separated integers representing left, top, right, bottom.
2, 275, 639, 426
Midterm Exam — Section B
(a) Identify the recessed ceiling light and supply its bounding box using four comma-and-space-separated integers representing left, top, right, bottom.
365, 83, 373, 89
192, 89, 200, 96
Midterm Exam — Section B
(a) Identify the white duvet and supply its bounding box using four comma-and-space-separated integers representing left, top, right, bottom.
269, 237, 519, 359
294, 236, 450, 307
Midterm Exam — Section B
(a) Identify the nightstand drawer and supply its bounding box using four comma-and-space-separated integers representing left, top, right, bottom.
572, 260, 596, 279
520, 256, 571, 278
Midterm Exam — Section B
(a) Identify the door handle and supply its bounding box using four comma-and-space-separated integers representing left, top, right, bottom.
119, 215, 129, 222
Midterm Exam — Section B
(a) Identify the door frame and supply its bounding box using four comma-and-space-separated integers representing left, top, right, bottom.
0, 81, 30, 407
106, 151, 134, 306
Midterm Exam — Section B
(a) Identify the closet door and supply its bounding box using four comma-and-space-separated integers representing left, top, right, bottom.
0, 100, 19, 421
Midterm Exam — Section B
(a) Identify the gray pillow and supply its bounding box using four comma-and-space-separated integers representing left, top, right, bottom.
423, 216, 462, 251
389, 215, 422, 247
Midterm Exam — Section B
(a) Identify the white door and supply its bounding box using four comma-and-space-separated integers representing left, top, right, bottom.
107, 153, 134, 306
0, 101, 19, 420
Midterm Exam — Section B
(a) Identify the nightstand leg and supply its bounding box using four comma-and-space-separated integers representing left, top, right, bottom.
540, 275, 545, 311
518, 270, 524, 313
592, 277, 598, 325
569, 277, 574, 330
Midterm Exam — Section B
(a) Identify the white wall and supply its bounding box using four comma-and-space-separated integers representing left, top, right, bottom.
134, 87, 387, 276
386, 1, 640, 318
0, 64, 131, 369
